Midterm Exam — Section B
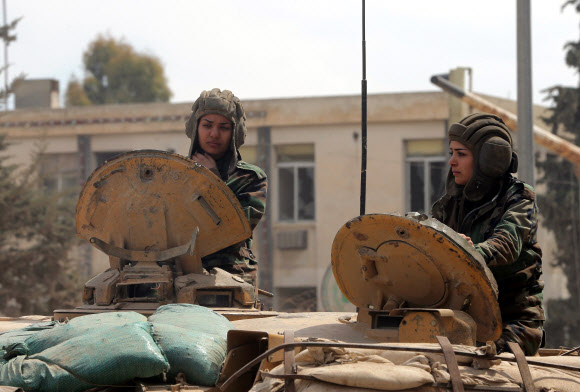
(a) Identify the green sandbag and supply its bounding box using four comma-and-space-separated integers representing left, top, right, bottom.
0, 321, 59, 364
152, 323, 225, 386
0, 321, 59, 347
149, 303, 232, 339
21, 311, 146, 356
0, 356, 93, 392
0, 321, 168, 392
149, 304, 234, 386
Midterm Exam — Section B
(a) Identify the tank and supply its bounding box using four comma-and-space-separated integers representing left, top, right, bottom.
1, 149, 580, 392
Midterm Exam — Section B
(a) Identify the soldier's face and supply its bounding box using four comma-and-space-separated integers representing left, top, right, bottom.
197, 114, 233, 159
448, 141, 473, 185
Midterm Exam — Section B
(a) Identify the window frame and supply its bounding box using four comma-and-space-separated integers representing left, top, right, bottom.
277, 160, 316, 222
48, 168, 79, 193
39, 153, 80, 194
405, 155, 447, 214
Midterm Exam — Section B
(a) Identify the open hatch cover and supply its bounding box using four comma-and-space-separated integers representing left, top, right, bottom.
76, 150, 252, 274
331, 213, 502, 342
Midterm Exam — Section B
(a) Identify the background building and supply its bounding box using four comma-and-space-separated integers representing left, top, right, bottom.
0, 81, 567, 312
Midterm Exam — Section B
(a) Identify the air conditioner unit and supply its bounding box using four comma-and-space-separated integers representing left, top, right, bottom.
276, 230, 308, 250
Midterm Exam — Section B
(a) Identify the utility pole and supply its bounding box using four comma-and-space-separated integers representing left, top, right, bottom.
517, 0, 535, 186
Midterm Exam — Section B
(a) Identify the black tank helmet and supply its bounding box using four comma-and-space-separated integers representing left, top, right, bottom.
446, 113, 518, 201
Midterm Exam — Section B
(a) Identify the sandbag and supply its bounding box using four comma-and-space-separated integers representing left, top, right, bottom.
0, 321, 58, 348
149, 303, 232, 339
304, 361, 435, 390
0, 321, 168, 392
149, 304, 234, 386
21, 311, 146, 356
152, 323, 225, 386
0, 321, 59, 365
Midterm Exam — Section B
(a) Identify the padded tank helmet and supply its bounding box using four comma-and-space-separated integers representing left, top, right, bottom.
185, 88, 247, 175
446, 113, 518, 201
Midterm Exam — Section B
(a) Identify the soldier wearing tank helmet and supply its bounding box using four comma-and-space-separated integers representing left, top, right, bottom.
432, 113, 544, 356
185, 88, 267, 285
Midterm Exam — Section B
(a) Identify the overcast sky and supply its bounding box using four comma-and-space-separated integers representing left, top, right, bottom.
6, 1, 580, 107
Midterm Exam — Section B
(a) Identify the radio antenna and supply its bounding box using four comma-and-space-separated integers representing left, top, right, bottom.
360, 0, 367, 216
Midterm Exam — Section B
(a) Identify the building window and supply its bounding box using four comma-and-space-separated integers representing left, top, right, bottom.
405, 140, 447, 214
276, 145, 315, 222
39, 153, 79, 193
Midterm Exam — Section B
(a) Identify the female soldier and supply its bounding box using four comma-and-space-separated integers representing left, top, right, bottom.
185, 88, 267, 285
431, 113, 544, 355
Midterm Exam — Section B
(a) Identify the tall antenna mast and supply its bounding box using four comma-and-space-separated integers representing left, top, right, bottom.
360, 0, 367, 216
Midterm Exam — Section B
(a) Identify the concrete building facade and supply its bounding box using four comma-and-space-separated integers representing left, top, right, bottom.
0, 90, 567, 311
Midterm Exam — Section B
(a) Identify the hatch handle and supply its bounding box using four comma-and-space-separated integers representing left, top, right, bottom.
89, 227, 199, 262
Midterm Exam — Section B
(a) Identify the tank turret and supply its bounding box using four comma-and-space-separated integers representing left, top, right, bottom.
54, 150, 274, 321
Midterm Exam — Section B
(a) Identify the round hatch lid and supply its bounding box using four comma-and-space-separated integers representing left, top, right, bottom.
331, 213, 502, 342
76, 150, 252, 274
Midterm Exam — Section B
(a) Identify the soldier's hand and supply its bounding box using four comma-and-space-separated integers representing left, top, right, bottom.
459, 233, 474, 246
192, 152, 217, 170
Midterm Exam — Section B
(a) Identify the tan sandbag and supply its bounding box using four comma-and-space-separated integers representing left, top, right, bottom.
307, 343, 495, 368
430, 362, 518, 387
296, 345, 348, 365
250, 359, 423, 392
301, 361, 434, 390
297, 380, 402, 392
251, 377, 407, 392
250, 363, 287, 392
491, 360, 580, 392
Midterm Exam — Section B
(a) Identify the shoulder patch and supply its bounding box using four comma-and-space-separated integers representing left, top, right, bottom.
236, 160, 267, 179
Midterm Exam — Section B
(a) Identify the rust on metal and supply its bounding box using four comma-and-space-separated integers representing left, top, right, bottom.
76, 150, 251, 274
331, 213, 501, 342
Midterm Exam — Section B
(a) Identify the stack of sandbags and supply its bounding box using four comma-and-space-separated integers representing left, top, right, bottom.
0, 304, 234, 391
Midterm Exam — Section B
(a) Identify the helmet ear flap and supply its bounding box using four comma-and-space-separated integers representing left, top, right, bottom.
478, 136, 514, 177
233, 100, 247, 149
509, 151, 518, 173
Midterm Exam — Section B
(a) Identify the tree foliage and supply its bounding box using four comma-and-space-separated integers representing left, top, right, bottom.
0, 16, 25, 110
64, 75, 91, 107
538, 0, 580, 348
0, 136, 80, 316
66, 34, 172, 106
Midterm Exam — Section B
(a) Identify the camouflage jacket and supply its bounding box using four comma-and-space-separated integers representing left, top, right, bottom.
202, 160, 267, 269
431, 175, 544, 322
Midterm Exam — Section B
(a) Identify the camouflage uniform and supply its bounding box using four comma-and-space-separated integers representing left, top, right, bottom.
431, 113, 544, 356
185, 89, 267, 285
432, 176, 544, 355
202, 160, 267, 284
